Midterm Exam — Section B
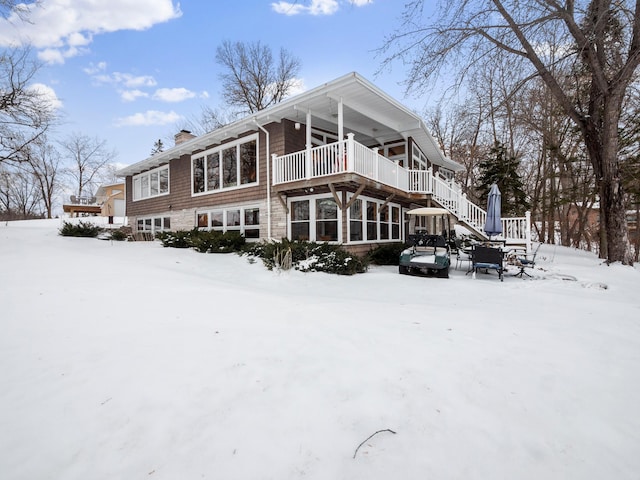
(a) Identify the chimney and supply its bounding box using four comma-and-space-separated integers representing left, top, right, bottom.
174, 129, 196, 146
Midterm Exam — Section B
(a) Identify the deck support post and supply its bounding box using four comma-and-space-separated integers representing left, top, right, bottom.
328, 183, 343, 210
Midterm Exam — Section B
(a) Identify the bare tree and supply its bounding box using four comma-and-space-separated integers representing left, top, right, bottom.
1, 0, 38, 21
382, 0, 640, 264
0, 166, 42, 219
1, 48, 55, 165
1, 2, 54, 166
215, 40, 301, 114
22, 136, 62, 219
60, 133, 117, 199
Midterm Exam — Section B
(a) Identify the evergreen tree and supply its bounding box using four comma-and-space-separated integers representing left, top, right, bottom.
151, 139, 164, 155
477, 142, 529, 216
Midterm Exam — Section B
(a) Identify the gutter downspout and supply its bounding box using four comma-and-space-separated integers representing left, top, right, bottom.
254, 119, 271, 239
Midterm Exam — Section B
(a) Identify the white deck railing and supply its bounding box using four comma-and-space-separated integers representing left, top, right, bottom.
272, 133, 531, 251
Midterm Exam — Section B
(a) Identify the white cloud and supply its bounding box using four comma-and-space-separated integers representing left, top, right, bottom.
152, 87, 196, 103
120, 89, 149, 102
272, 0, 370, 15
309, 0, 339, 15
0, 0, 182, 64
92, 72, 157, 88
28, 83, 63, 111
271, 1, 307, 15
115, 110, 182, 127
83, 61, 107, 75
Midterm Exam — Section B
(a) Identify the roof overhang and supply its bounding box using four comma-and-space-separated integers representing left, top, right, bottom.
117, 72, 463, 177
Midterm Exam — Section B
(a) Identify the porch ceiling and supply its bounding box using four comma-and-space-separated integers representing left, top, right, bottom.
117, 72, 460, 177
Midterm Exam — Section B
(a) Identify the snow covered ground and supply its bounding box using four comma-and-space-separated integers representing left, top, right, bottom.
1, 219, 639, 479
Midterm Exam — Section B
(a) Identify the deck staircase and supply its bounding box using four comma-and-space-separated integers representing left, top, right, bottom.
423, 172, 532, 253
272, 135, 532, 253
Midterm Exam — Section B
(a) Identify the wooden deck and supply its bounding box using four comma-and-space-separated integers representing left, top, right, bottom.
62, 204, 102, 217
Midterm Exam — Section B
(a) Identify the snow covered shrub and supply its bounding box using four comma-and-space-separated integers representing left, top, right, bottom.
297, 243, 368, 275
109, 229, 128, 241
189, 230, 245, 253
59, 221, 102, 237
241, 239, 367, 275
156, 229, 196, 248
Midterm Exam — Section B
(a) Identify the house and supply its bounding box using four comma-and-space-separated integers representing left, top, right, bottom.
95, 182, 125, 219
117, 72, 531, 254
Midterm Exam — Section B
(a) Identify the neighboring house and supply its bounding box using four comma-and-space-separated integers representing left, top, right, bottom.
117, 72, 531, 254
95, 182, 125, 218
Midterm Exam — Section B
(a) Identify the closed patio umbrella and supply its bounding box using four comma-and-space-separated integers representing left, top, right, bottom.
484, 183, 502, 238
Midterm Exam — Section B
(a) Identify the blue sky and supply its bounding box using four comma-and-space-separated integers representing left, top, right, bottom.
1, 0, 440, 167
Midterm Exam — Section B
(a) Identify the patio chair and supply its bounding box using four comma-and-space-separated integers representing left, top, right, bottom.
514, 243, 542, 278
472, 245, 504, 281
453, 238, 473, 271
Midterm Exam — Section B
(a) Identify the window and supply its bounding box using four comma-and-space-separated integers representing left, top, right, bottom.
192, 135, 258, 195
289, 196, 340, 242
412, 144, 429, 170
316, 198, 338, 242
196, 206, 261, 239
347, 194, 401, 243
207, 153, 220, 190
349, 199, 363, 242
380, 206, 389, 240
244, 208, 260, 238
193, 157, 205, 193
197, 213, 208, 228
367, 201, 377, 240
137, 216, 170, 232
222, 146, 237, 188
226, 209, 241, 230
240, 141, 257, 184
391, 206, 400, 239
133, 165, 170, 200
291, 200, 310, 241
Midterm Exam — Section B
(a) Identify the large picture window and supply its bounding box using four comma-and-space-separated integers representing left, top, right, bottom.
192, 135, 258, 195
133, 165, 169, 201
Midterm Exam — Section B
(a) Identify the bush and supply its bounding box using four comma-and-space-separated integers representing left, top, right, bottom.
242, 239, 367, 275
157, 229, 246, 253
367, 242, 407, 266
110, 229, 128, 241
156, 229, 196, 248
59, 221, 102, 237
190, 230, 246, 253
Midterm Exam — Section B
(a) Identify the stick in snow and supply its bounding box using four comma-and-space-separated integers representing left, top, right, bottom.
353, 429, 397, 459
